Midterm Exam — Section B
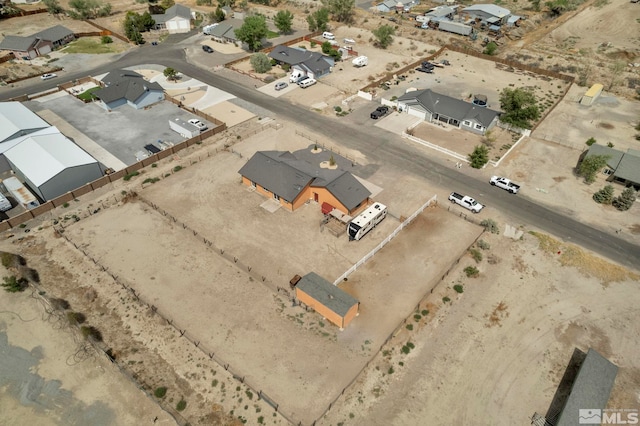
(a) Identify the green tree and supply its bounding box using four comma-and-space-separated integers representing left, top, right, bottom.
468, 145, 489, 169
372, 25, 395, 49
585, 137, 596, 146
578, 154, 610, 184
483, 41, 497, 55
68, 0, 109, 19
42, 0, 64, 14
218, 0, 234, 6
529, 0, 541, 11
235, 15, 268, 51
307, 8, 329, 31
123, 11, 145, 44
612, 188, 637, 211
213, 7, 225, 22
160, 0, 175, 9
274, 10, 294, 34
163, 67, 178, 81
139, 11, 155, 31
499, 88, 540, 129
321, 41, 332, 54
1, 276, 28, 293
322, 0, 355, 23
101, 35, 113, 44
593, 185, 614, 204
250, 53, 272, 73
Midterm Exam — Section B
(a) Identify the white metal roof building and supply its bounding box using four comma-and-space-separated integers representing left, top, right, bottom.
0, 102, 50, 145
4, 127, 103, 201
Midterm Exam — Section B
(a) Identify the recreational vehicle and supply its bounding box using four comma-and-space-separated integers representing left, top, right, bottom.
347, 202, 387, 241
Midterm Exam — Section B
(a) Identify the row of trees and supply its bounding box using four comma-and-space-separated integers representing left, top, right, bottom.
593, 185, 637, 211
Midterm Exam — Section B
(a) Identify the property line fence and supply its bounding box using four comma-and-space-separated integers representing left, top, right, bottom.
402, 130, 469, 163
333, 195, 438, 286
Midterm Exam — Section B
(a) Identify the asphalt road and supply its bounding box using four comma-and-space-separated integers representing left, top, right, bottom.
2, 41, 639, 270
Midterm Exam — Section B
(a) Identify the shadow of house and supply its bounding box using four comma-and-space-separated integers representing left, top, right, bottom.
397, 89, 500, 135
579, 144, 640, 189
93, 70, 164, 112
268, 45, 333, 80
0, 25, 74, 60
152, 4, 192, 34
238, 151, 371, 216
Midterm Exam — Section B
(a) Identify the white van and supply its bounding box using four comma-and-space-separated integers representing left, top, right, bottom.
289, 70, 305, 83
322, 32, 335, 40
0, 193, 11, 212
298, 78, 317, 88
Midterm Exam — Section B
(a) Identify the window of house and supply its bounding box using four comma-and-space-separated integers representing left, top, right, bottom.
273, 194, 280, 201
251, 181, 256, 188
475, 124, 483, 130
603, 169, 613, 176
463, 120, 472, 126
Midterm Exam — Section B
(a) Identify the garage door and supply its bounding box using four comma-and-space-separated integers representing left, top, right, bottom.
407, 106, 426, 120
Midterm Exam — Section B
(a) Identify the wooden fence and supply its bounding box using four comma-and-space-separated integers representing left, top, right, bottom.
83, 19, 130, 44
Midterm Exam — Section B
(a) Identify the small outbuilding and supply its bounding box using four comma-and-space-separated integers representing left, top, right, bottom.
580, 84, 603, 106
295, 272, 359, 329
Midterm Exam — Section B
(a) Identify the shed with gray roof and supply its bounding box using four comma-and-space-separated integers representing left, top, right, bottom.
397, 89, 500, 135
295, 272, 359, 329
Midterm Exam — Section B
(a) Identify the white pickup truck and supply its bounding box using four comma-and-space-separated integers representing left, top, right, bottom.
448, 192, 484, 213
489, 176, 521, 194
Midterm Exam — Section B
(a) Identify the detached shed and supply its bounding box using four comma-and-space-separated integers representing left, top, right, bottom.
295, 272, 359, 329
580, 84, 603, 106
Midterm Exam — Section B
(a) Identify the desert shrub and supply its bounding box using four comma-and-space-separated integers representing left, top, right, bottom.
154, 387, 167, 398
443, 296, 451, 302
464, 266, 479, 278
80, 326, 103, 341
406, 324, 413, 330
421, 309, 429, 316
67, 311, 86, 325
212, 379, 218, 387
1, 275, 28, 292
1, 252, 26, 268
101, 35, 113, 44
123, 171, 139, 181
151, 163, 158, 168
480, 219, 500, 234
50, 298, 70, 310
143, 178, 160, 184
612, 188, 637, 211
585, 137, 597, 146
388, 367, 394, 374
401, 345, 411, 354
18, 266, 40, 283
413, 314, 421, 321
246, 390, 253, 400
453, 284, 464, 293
469, 248, 483, 263
477, 239, 490, 250
176, 399, 187, 411
173, 166, 183, 172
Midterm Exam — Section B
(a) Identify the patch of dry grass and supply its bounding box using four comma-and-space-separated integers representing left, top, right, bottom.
529, 231, 639, 284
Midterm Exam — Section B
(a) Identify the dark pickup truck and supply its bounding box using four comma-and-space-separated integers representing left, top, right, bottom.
370, 106, 390, 119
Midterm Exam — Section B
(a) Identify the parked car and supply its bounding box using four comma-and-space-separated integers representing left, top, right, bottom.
415, 67, 434, 74
298, 78, 317, 88
202, 45, 214, 53
343, 38, 355, 44
489, 176, 521, 194
322, 32, 335, 40
448, 192, 484, 213
41, 73, 57, 80
370, 106, 390, 119
188, 119, 208, 131
274, 81, 288, 91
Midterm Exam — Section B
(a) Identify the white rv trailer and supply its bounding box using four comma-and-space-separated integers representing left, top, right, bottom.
347, 202, 387, 241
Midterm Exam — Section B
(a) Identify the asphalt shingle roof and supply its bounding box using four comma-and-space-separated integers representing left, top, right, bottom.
208, 22, 237, 40
95, 70, 163, 104
296, 272, 358, 317
269, 46, 331, 75
0, 35, 37, 52
238, 151, 370, 209
614, 149, 640, 184
398, 89, 500, 127
32, 25, 74, 43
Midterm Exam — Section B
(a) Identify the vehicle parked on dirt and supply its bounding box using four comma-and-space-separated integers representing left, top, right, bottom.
274, 81, 288, 91
415, 67, 434, 74
489, 176, 521, 194
322, 32, 335, 40
41, 73, 57, 80
370, 106, 389, 119
448, 192, 484, 213
202, 45, 214, 53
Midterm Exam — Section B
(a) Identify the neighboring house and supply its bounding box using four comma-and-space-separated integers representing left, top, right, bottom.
294, 272, 359, 329
581, 144, 640, 189
426, 5, 457, 19
238, 151, 371, 216
376, 0, 397, 13
397, 89, 500, 135
268, 45, 333, 80
0, 101, 50, 171
94, 70, 164, 111
152, 4, 192, 34
208, 19, 244, 46
0, 25, 74, 60
461, 4, 511, 26
4, 127, 103, 201
554, 349, 618, 426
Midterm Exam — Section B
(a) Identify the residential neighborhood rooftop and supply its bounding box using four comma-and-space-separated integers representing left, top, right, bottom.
296, 272, 359, 317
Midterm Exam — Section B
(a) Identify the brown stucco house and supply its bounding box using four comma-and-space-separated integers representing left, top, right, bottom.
238, 151, 371, 215
294, 272, 359, 329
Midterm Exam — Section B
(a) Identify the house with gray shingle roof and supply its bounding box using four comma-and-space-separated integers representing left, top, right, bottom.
581, 144, 640, 189
397, 89, 500, 135
208, 19, 245, 46
0, 25, 74, 60
238, 150, 371, 215
152, 4, 192, 33
295, 272, 359, 329
268, 45, 333, 80
94, 70, 164, 111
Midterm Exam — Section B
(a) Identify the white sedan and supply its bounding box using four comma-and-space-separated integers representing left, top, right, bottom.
188, 119, 208, 131
41, 73, 57, 80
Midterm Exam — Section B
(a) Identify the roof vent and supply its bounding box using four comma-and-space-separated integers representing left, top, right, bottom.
328, 294, 334, 299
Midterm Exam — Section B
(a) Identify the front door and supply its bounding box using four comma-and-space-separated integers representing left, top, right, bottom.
314, 193, 319, 202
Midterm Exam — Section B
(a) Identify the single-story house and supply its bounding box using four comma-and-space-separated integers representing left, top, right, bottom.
94, 70, 164, 111
555, 349, 618, 426
4, 127, 103, 201
397, 89, 500, 135
581, 144, 640, 189
238, 151, 371, 215
152, 4, 192, 34
426, 5, 457, 19
208, 19, 244, 46
0, 25, 74, 60
294, 272, 359, 329
376, 0, 398, 13
268, 45, 333, 80
461, 4, 511, 26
